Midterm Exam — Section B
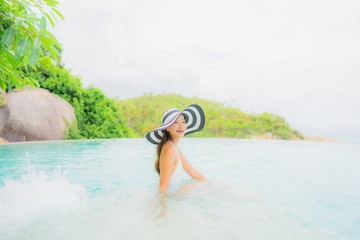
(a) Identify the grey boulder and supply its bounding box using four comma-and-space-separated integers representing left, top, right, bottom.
0, 87, 76, 142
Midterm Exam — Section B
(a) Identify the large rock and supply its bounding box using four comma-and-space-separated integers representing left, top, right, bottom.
0, 137, 7, 144
0, 87, 76, 142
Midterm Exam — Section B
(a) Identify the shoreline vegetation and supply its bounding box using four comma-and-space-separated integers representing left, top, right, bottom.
0, 1, 334, 144
117, 94, 303, 140
0, 56, 335, 144
116, 94, 336, 143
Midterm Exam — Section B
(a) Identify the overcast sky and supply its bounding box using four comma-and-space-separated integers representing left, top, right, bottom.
52, 0, 360, 136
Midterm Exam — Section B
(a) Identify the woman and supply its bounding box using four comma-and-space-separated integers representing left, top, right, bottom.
146, 104, 206, 193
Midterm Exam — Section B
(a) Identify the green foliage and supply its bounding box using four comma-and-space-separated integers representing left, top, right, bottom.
117, 94, 304, 140
0, 0, 63, 90
23, 57, 133, 139
252, 112, 302, 140
63, 119, 83, 140
0, 89, 5, 107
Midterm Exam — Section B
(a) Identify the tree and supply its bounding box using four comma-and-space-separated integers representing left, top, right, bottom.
23, 57, 134, 139
0, 0, 63, 90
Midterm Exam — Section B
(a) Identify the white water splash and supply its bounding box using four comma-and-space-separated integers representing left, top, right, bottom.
0, 156, 87, 237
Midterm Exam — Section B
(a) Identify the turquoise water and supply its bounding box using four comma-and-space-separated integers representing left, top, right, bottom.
301, 128, 360, 144
0, 139, 359, 240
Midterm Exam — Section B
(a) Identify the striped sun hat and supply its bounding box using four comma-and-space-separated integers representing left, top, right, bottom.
145, 104, 205, 144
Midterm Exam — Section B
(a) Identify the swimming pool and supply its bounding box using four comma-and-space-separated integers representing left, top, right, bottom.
1, 139, 359, 240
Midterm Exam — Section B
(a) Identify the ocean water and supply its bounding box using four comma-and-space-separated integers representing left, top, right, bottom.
301, 128, 360, 144
0, 139, 359, 240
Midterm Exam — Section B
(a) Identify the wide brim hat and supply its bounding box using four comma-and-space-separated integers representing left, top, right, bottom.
146, 104, 205, 144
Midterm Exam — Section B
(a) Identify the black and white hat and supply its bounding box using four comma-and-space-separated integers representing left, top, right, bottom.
145, 104, 205, 144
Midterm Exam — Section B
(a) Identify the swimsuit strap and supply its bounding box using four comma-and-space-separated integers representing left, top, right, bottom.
168, 141, 181, 162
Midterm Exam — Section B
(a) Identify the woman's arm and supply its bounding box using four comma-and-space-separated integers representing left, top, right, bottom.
178, 150, 206, 181
159, 144, 175, 192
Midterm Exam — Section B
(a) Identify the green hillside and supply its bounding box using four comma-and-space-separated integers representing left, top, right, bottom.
117, 94, 304, 140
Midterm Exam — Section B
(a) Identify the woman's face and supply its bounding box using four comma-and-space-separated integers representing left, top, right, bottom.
166, 114, 187, 139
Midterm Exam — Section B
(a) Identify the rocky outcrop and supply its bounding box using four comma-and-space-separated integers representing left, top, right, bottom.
252, 132, 280, 140
0, 137, 7, 144
0, 87, 76, 142
304, 136, 337, 143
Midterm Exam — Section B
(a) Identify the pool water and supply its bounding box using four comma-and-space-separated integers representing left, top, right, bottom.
0, 139, 359, 240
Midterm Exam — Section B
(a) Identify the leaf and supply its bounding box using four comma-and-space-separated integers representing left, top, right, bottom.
13, 78, 23, 88
41, 31, 63, 51
43, 0, 60, 7
51, 11, 57, 20
2, 26, 16, 45
14, 17, 23, 26
44, 30, 58, 41
0, 80, 6, 90
8, 79, 15, 89
0, 0, 64, 90
46, 44, 60, 61
33, 37, 41, 49
45, 13, 55, 27
29, 48, 40, 66
2, 50, 18, 68
40, 16, 47, 31
52, 8, 65, 20
23, 76, 40, 87
16, 38, 31, 57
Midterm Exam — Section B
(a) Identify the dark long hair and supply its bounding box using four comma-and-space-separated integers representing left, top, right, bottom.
154, 131, 172, 175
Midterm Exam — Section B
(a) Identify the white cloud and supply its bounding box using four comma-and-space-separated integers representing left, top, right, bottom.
53, 0, 360, 131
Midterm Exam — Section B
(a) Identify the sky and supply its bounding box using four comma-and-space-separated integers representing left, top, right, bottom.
52, 0, 360, 138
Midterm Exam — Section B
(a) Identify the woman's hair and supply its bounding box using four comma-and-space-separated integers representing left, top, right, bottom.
154, 130, 172, 175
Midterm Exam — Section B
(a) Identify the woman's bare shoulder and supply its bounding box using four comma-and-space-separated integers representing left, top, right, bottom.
161, 142, 176, 155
